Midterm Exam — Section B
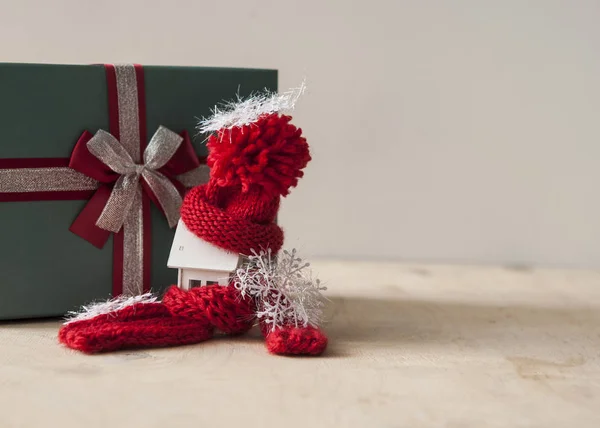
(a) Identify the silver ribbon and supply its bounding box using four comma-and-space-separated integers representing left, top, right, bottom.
175, 164, 210, 188
0, 64, 208, 296
87, 126, 184, 233
0, 167, 97, 193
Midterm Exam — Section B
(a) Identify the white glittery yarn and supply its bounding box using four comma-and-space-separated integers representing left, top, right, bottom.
197, 81, 306, 135
64, 293, 157, 324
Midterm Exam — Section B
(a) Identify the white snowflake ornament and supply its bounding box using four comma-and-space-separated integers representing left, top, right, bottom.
233, 248, 327, 332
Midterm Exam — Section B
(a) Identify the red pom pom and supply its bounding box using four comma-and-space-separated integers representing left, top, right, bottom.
206, 114, 311, 197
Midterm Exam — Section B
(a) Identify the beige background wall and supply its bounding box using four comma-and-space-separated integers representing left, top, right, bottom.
1, 0, 599, 268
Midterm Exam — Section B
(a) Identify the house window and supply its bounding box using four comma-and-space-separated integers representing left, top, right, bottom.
189, 279, 203, 288
206, 281, 218, 285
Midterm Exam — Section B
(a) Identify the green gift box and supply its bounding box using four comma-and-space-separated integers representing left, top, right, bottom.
0, 62, 277, 320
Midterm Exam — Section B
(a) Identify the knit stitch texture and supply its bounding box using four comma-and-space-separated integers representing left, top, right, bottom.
59, 285, 327, 356
180, 184, 284, 255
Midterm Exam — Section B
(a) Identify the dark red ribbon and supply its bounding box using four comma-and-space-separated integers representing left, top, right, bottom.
67, 129, 199, 249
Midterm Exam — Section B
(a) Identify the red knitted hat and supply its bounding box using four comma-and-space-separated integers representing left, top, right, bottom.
180, 113, 311, 255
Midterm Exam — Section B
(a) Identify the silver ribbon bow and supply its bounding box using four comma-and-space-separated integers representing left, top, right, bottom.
87, 126, 184, 233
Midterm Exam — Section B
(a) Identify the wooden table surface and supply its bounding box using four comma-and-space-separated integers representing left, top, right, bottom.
1, 261, 599, 427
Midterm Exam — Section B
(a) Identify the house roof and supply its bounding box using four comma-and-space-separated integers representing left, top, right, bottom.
167, 220, 240, 272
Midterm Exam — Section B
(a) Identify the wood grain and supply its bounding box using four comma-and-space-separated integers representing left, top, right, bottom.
1, 261, 599, 427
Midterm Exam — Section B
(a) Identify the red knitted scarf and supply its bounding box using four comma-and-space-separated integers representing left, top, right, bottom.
59, 285, 327, 356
